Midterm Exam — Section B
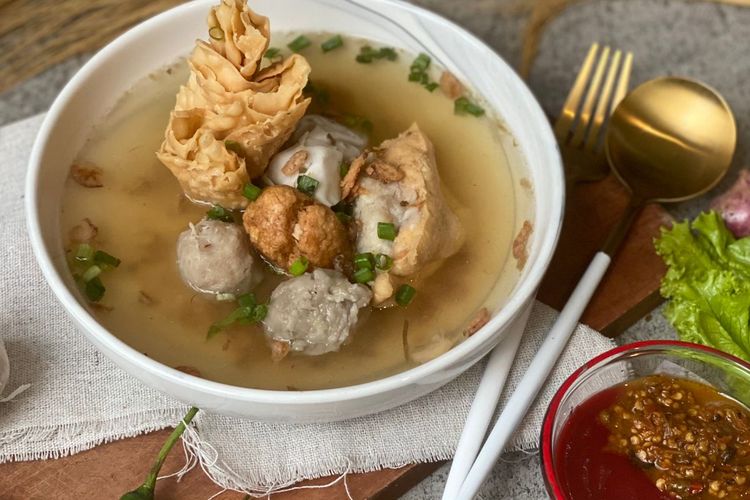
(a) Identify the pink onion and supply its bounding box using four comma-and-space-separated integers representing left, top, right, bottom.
711, 170, 750, 238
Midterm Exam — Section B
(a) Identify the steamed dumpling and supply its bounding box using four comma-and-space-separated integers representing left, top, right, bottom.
157, 0, 311, 209
266, 115, 367, 206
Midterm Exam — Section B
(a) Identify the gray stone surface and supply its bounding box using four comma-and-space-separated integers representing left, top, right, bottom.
2, 0, 748, 498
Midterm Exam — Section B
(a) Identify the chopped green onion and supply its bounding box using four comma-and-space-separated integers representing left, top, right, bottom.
377, 222, 397, 241
395, 284, 416, 307
289, 256, 309, 276
375, 253, 393, 271
208, 27, 224, 41
321, 35, 344, 53
237, 293, 256, 308
336, 212, 352, 224
82, 265, 102, 283
356, 45, 398, 64
206, 205, 233, 223
85, 276, 106, 302
410, 53, 431, 73
354, 267, 375, 284
75, 243, 95, 263
207, 306, 251, 338
264, 47, 281, 59
354, 252, 375, 271
297, 175, 319, 196
224, 140, 243, 156
288, 35, 311, 52
454, 97, 485, 117
339, 162, 350, 178
243, 183, 262, 201
424, 82, 439, 92
251, 304, 268, 322
94, 250, 120, 268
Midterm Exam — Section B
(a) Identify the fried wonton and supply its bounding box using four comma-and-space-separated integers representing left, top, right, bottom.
157, 0, 311, 209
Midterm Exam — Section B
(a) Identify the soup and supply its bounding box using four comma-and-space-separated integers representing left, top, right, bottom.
60, 2, 529, 390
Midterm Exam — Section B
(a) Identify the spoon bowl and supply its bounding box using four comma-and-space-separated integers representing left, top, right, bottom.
606, 77, 736, 203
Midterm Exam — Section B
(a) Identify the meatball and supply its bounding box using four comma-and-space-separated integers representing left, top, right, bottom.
263, 269, 372, 356
176, 218, 260, 295
242, 185, 352, 273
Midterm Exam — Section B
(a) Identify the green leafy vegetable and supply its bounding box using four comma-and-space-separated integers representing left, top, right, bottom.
656, 211, 750, 361
206, 205, 234, 223
288, 35, 311, 52
454, 97, 485, 117
321, 35, 344, 53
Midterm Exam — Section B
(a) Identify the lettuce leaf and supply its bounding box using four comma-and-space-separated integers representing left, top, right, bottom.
656, 211, 750, 361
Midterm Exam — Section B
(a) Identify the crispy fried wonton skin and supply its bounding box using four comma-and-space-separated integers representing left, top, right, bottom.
157, 0, 311, 209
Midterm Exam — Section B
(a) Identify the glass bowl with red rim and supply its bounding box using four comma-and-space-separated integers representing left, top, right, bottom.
541, 340, 750, 500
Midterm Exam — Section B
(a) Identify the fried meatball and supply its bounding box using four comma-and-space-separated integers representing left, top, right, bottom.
176, 218, 260, 295
242, 185, 352, 272
263, 269, 372, 356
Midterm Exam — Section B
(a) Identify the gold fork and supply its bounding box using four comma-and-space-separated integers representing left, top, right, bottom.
555, 43, 633, 184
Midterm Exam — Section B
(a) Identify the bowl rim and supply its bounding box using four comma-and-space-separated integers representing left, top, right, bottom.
25, 0, 564, 405
540, 339, 750, 499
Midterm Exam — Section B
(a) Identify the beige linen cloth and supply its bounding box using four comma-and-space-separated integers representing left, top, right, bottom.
0, 114, 616, 494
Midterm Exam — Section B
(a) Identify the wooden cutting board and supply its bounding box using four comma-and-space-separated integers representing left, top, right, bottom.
0, 173, 671, 499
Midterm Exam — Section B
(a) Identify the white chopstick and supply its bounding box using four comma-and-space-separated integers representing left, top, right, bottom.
456, 252, 613, 499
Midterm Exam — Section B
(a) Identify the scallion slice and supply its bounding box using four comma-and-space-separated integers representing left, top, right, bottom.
288, 35, 311, 52
94, 250, 120, 268
206, 205, 233, 223
251, 304, 268, 322
354, 252, 375, 271
264, 47, 281, 59
454, 97, 486, 117
356, 45, 398, 64
85, 276, 106, 302
354, 267, 375, 284
75, 243, 95, 263
377, 222, 397, 241
410, 53, 431, 73
82, 265, 102, 283
321, 35, 344, 53
395, 284, 416, 307
243, 183, 262, 201
289, 256, 309, 276
339, 162, 350, 178
297, 175, 319, 196
237, 293, 256, 308
375, 253, 393, 271
208, 27, 224, 41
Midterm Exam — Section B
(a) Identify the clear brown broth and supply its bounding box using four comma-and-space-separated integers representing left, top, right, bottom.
60, 35, 524, 390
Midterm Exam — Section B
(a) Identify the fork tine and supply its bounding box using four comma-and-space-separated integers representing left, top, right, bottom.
570, 46, 610, 148
609, 51, 633, 116
553, 43, 599, 142
583, 50, 622, 151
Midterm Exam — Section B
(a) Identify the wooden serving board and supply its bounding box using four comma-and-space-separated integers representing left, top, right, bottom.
0, 172, 671, 499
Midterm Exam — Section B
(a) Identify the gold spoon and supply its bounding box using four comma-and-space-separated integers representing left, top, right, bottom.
602, 76, 737, 253
456, 77, 736, 500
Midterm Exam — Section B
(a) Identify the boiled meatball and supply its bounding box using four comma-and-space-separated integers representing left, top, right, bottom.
242, 185, 352, 273
176, 218, 260, 295
263, 269, 372, 356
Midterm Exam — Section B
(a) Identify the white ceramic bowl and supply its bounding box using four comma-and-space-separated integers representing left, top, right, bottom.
26, 0, 563, 422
